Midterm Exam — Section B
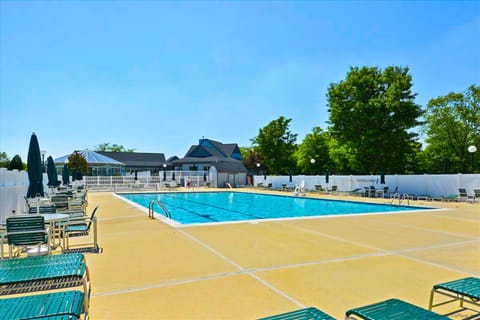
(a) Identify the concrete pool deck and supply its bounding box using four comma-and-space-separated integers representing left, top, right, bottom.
81, 189, 479, 319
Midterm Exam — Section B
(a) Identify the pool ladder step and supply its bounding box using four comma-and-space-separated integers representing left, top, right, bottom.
148, 200, 171, 219
389, 193, 410, 206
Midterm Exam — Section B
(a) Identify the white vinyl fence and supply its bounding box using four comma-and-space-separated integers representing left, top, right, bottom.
253, 173, 480, 197
0, 168, 29, 223
83, 171, 209, 191
0, 168, 73, 223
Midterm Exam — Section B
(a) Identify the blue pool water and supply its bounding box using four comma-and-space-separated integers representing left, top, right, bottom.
120, 192, 431, 225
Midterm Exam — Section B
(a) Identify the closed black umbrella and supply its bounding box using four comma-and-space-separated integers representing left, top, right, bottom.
26, 133, 44, 198
46, 156, 59, 187
325, 170, 329, 184
172, 171, 175, 181
380, 169, 386, 184
203, 172, 207, 182
163, 170, 167, 181
62, 164, 70, 185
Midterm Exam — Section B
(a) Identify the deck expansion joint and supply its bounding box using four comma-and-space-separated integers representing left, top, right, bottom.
178, 228, 307, 308
280, 222, 479, 276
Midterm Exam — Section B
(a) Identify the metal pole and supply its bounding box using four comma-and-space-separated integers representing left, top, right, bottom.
472, 153, 475, 173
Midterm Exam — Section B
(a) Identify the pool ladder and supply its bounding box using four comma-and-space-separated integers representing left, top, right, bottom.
389, 193, 410, 206
148, 200, 171, 219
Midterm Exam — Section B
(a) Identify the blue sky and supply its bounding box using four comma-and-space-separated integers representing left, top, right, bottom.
1, 1, 479, 162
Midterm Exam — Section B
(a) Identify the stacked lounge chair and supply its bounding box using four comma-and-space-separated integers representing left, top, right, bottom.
258, 307, 334, 320
0, 253, 90, 319
345, 298, 448, 319
259, 277, 479, 320
429, 277, 480, 312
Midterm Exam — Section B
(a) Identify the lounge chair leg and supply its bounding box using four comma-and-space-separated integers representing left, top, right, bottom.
93, 218, 98, 251
428, 288, 435, 310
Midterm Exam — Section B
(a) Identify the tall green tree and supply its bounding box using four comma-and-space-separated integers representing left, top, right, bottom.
9, 155, 25, 170
68, 151, 89, 176
421, 84, 480, 173
0, 152, 9, 168
295, 127, 331, 174
326, 137, 355, 174
251, 116, 298, 175
239, 147, 263, 173
327, 66, 422, 174
94, 143, 135, 152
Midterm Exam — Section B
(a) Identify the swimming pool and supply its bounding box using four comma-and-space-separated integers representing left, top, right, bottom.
119, 191, 432, 226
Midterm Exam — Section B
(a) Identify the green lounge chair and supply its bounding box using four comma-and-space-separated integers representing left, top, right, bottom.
258, 307, 335, 320
0, 290, 87, 320
51, 194, 70, 210
429, 277, 480, 312
345, 298, 449, 319
28, 204, 57, 214
64, 206, 100, 253
443, 194, 458, 202
0, 253, 90, 302
348, 188, 364, 196
5, 215, 51, 258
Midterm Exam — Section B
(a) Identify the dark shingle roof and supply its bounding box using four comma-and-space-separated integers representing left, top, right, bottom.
174, 138, 247, 173
211, 160, 248, 173
183, 139, 240, 159
97, 152, 166, 167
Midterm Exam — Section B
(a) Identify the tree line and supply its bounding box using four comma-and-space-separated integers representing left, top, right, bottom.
1, 66, 478, 176
242, 66, 479, 175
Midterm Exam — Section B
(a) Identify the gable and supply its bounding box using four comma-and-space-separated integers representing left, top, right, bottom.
188, 146, 213, 158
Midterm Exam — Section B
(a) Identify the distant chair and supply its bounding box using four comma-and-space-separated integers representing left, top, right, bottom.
363, 186, 376, 197
363, 186, 370, 197
443, 194, 458, 202
474, 189, 480, 202
28, 204, 56, 214
369, 185, 377, 197
458, 188, 474, 202
294, 181, 305, 196
380, 186, 389, 198
348, 188, 363, 196
328, 185, 338, 194
51, 194, 69, 211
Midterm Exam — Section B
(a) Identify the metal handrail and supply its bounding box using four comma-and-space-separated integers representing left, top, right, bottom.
148, 200, 171, 219
389, 192, 410, 206
389, 192, 400, 205
400, 193, 410, 205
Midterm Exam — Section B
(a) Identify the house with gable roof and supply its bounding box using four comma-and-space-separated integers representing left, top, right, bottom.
171, 138, 247, 187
